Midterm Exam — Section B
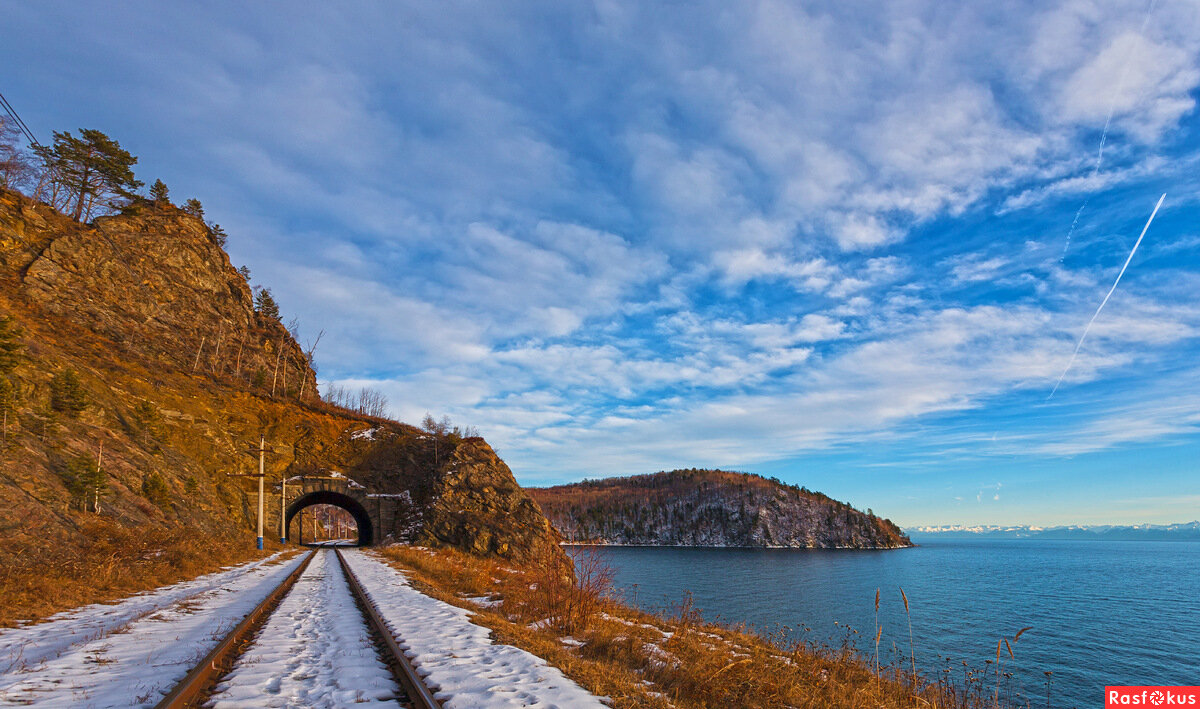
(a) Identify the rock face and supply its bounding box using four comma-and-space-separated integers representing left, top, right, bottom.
416, 438, 562, 560
7, 193, 314, 398
530, 469, 912, 549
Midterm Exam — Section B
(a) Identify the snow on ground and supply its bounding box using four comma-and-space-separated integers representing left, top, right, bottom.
0, 552, 308, 707
341, 549, 610, 709
462, 595, 503, 609
208, 549, 400, 708
0, 552, 293, 675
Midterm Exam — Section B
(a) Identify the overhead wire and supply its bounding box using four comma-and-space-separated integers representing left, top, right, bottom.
0, 90, 41, 147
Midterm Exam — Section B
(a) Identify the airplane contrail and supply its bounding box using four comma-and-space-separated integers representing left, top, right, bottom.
1060, 0, 1160, 261
1048, 193, 1166, 399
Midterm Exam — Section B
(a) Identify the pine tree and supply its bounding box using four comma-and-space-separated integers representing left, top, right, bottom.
49, 369, 87, 417
182, 198, 205, 219
149, 179, 169, 203
208, 223, 227, 247
254, 288, 280, 321
60, 454, 105, 511
35, 129, 142, 222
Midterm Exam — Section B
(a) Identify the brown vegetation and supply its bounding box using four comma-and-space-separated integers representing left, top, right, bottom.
0, 518, 288, 628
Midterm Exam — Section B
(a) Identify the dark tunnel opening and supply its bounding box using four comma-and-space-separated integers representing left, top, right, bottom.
285, 490, 374, 546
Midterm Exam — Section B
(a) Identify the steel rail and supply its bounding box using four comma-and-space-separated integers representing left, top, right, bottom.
154, 550, 315, 708
335, 548, 442, 709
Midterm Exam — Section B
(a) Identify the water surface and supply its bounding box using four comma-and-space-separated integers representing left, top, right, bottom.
589, 540, 1200, 708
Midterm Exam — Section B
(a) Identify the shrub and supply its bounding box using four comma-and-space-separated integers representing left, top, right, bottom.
141, 472, 171, 507
132, 400, 157, 429
527, 544, 615, 634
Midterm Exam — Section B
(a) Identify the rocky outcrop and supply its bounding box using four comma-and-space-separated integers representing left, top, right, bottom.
530, 469, 912, 549
416, 438, 561, 560
331, 428, 562, 561
6, 191, 314, 398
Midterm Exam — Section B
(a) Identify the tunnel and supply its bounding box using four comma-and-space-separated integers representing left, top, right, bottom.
285, 489, 374, 546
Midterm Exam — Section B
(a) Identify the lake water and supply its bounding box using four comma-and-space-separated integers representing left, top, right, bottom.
588, 540, 1200, 708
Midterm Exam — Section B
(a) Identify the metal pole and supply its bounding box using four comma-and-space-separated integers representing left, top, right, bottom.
256, 435, 264, 550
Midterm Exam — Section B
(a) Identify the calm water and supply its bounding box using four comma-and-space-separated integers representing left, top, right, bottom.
589, 540, 1200, 708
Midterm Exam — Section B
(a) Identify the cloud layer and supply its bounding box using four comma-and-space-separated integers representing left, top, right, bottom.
6, 0, 1200, 525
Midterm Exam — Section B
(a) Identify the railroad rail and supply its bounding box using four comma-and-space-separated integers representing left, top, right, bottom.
336, 548, 443, 709
154, 550, 315, 708
155, 547, 441, 709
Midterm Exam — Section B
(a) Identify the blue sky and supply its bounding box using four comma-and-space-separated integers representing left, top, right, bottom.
5, 1, 1200, 526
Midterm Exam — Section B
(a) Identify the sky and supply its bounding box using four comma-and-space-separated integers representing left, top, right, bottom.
4, 1, 1200, 527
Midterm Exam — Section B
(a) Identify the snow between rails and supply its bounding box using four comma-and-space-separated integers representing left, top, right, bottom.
341, 549, 609, 709
208, 549, 401, 707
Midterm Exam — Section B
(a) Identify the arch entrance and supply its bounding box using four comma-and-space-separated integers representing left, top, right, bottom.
286, 490, 374, 546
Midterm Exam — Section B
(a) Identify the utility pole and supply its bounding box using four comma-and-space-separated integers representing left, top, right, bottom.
280, 476, 287, 544
231, 436, 274, 551
255, 435, 265, 549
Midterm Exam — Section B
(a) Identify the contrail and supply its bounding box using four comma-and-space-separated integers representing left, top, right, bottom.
1048, 193, 1166, 399
1061, 0, 1160, 261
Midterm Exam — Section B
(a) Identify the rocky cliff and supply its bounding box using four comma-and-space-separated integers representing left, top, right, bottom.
0, 186, 562, 622
4, 193, 315, 398
530, 469, 912, 549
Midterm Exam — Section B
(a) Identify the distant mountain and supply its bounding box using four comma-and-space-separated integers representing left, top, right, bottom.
529, 469, 912, 549
907, 521, 1200, 541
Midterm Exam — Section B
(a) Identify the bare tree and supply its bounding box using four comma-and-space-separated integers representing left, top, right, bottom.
0, 117, 35, 191
321, 383, 388, 417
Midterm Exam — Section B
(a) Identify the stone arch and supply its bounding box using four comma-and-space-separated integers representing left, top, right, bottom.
285, 489, 374, 546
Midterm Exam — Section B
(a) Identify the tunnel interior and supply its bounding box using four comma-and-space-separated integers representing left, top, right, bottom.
285, 490, 374, 546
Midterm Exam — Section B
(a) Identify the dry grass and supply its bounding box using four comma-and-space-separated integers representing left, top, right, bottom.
377, 544, 1011, 709
0, 519, 282, 628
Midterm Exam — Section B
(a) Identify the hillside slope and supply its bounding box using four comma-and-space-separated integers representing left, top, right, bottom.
530, 469, 912, 549
0, 188, 561, 623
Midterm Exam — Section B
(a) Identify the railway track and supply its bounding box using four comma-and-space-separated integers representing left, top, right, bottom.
156, 547, 441, 709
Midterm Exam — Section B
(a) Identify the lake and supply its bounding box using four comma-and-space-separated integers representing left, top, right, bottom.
587, 540, 1200, 708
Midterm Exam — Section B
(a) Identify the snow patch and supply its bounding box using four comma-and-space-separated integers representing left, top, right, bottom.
0, 553, 308, 705
342, 549, 608, 709
0, 552, 293, 675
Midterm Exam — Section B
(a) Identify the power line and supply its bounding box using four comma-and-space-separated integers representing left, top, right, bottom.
0, 91, 41, 148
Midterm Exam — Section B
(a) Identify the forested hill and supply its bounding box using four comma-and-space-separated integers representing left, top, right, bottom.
529, 469, 912, 549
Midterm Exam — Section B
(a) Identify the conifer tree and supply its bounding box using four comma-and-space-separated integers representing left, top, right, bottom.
149, 178, 169, 203
208, 223, 227, 247
49, 369, 87, 417
254, 288, 280, 321
183, 198, 205, 219
142, 472, 170, 507
35, 129, 142, 222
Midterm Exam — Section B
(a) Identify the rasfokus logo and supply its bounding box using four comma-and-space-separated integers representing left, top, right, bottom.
1107, 687, 1200, 707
